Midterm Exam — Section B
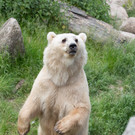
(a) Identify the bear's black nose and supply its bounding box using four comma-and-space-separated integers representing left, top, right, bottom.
69, 43, 77, 49
69, 43, 77, 56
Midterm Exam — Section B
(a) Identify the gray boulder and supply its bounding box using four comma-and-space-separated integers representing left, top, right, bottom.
0, 18, 25, 57
106, 0, 135, 9
119, 31, 135, 43
120, 17, 135, 34
106, 0, 128, 6
109, 3, 128, 21
59, 2, 135, 44
123, 117, 135, 135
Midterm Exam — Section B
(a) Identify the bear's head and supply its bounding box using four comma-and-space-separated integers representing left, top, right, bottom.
43, 32, 87, 86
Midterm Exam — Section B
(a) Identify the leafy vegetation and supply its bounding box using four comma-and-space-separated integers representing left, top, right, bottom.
127, 8, 135, 17
64, 0, 111, 23
0, 0, 63, 26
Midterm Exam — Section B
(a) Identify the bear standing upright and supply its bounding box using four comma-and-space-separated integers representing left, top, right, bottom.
18, 32, 91, 135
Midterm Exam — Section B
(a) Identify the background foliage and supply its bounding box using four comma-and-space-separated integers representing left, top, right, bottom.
64, 0, 111, 23
0, 0, 62, 25
0, 0, 111, 26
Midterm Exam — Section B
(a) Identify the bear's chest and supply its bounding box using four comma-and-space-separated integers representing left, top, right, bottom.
40, 85, 79, 121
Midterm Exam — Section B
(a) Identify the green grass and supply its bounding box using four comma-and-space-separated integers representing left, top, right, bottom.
90, 91, 135, 135
0, 20, 135, 135
127, 8, 135, 17
85, 41, 135, 134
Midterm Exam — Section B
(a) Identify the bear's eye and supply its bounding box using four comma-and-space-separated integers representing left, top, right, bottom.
75, 39, 78, 43
62, 38, 66, 43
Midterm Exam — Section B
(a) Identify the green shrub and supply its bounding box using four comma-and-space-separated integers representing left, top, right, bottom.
64, 0, 111, 23
0, 0, 63, 26
127, 9, 135, 17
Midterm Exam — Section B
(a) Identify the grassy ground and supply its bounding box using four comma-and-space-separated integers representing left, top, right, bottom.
0, 18, 135, 135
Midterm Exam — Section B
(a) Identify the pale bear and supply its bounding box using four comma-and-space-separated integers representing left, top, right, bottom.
18, 32, 91, 135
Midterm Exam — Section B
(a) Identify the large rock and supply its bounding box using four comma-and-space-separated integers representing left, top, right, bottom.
122, 117, 135, 135
107, 0, 135, 10
59, 2, 135, 44
106, 0, 134, 7
106, 0, 128, 6
0, 18, 25, 57
120, 17, 135, 34
119, 31, 135, 43
109, 3, 128, 21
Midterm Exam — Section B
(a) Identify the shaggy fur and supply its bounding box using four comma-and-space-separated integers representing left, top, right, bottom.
18, 32, 91, 135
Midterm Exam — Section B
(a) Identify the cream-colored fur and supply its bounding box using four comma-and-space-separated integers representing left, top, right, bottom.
18, 32, 91, 135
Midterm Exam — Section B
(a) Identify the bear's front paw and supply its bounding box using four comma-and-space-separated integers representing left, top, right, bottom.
18, 124, 30, 135
54, 116, 74, 134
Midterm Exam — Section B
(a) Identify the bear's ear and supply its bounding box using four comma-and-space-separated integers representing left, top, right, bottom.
47, 32, 56, 43
79, 33, 87, 43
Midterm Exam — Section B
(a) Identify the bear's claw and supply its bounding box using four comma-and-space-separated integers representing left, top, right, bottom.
54, 125, 63, 134
54, 116, 73, 134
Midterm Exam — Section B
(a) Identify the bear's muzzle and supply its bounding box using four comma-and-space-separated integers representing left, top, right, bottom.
69, 43, 77, 56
